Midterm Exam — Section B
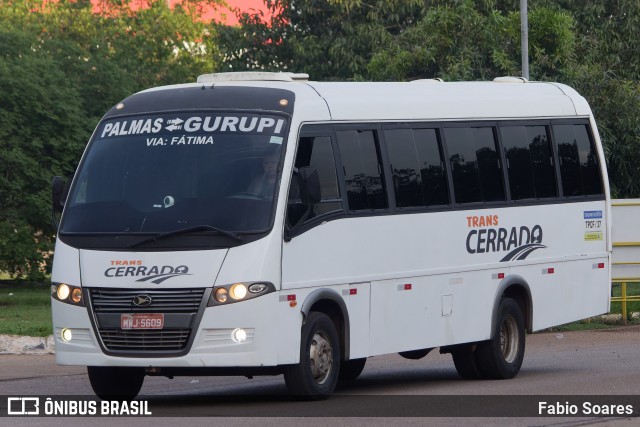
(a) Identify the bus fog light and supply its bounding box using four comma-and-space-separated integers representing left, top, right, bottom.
61, 328, 72, 342
57, 284, 70, 301
215, 288, 228, 303
230, 283, 247, 300
232, 328, 247, 343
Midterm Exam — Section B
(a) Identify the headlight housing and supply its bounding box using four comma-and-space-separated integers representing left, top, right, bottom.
51, 283, 84, 306
208, 281, 275, 306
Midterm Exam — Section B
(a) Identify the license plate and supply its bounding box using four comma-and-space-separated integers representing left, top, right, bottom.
120, 313, 164, 330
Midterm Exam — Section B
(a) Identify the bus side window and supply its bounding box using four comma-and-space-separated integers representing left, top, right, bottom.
444, 126, 505, 204
335, 129, 388, 211
553, 124, 604, 197
384, 127, 450, 208
500, 125, 557, 200
287, 136, 342, 227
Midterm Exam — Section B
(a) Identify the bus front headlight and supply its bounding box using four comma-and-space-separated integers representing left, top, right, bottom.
215, 288, 228, 303
229, 283, 248, 300
51, 283, 84, 307
208, 282, 275, 306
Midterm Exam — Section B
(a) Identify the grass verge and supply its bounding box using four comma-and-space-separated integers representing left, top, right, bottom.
611, 282, 640, 314
546, 317, 640, 332
0, 281, 52, 337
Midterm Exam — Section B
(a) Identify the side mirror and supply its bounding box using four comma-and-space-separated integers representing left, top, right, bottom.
51, 176, 69, 230
52, 176, 65, 214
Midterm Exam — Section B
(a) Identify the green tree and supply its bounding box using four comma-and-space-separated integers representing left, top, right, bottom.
367, 2, 574, 81
0, 29, 89, 280
551, 0, 640, 81
218, 0, 425, 79
0, 0, 222, 279
547, 0, 640, 197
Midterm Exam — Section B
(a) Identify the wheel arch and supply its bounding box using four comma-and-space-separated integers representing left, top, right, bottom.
492, 275, 533, 336
300, 288, 350, 360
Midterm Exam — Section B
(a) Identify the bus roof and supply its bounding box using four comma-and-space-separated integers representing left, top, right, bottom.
305, 80, 589, 121
137, 75, 592, 122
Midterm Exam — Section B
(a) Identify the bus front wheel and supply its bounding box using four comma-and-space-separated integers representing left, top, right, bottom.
87, 366, 145, 400
475, 297, 525, 379
284, 312, 340, 399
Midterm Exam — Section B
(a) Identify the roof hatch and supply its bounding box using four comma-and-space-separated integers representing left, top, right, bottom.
197, 72, 310, 83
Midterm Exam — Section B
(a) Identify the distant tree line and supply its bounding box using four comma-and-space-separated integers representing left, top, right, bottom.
0, 0, 638, 279
221, 0, 640, 197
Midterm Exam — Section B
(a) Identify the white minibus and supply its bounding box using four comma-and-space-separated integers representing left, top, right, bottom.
51, 72, 611, 399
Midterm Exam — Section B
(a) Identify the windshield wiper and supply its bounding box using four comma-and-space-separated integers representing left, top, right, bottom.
129, 225, 243, 248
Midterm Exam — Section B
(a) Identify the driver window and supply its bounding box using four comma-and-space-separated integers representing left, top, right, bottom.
287, 136, 342, 227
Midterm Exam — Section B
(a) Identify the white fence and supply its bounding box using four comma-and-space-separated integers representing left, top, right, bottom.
611, 199, 640, 281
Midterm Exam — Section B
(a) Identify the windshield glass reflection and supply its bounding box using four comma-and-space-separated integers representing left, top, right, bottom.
61, 112, 287, 235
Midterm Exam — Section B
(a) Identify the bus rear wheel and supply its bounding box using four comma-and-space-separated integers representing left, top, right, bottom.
451, 347, 482, 379
284, 312, 340, 399
87, 366, 145, 400
475, 297, 525, 379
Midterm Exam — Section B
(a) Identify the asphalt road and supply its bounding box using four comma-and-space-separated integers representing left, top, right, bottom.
2, 326, 640, 426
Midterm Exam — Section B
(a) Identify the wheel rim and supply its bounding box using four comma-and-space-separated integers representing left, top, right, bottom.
500, 314, 519, 364
309, 330, 333, 384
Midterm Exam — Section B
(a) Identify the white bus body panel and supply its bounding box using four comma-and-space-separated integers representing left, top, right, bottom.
80, 248, 227, 289
283, 201, 609, 357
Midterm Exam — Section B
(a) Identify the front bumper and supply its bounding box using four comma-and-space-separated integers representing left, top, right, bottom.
52, 292, 282, 368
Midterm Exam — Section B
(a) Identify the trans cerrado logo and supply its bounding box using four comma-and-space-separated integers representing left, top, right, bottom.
465, 215, 546, 262
104, 260, 191, 284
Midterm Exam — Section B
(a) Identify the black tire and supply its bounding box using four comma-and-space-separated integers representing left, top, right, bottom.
284, 312, 340, 399
475, 297, 526, 379
87, 366, 145, 400
338, 358, 366, 381
451, 348, 482, 380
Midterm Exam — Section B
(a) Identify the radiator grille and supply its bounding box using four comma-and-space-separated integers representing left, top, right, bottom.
90, 288, 205, 313
89, 288, 206, 353
98, 329, 191, 351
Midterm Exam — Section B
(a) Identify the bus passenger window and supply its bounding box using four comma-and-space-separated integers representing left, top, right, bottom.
288, 136, 342, 226
500, 125, 557, 200
336, 130, 388, 211
554, 124, 604, 197
384, 128, 449, 208
444, 127, 505, 204
414, 129, 450, 206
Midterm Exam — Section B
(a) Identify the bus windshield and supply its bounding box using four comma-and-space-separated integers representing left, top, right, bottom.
60, 111, 288, 243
